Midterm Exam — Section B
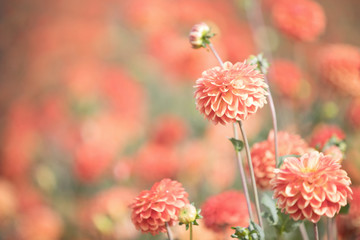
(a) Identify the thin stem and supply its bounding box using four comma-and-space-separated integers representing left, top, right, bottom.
327, 217, 336, 240
165, 222, 173, 240
242, 0, 279, 166
190, 222, 193, 240
207, 41, 254, 223
232, 122, 254, 221
265, 76, 279, 165
238, 120, 263, 228
314, 223, 319, 240
208, 43, 224, 66
299, 223, 310, 240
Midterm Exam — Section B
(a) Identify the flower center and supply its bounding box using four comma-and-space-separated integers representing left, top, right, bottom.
231, 78, 245, 88
301, 167, 316, 173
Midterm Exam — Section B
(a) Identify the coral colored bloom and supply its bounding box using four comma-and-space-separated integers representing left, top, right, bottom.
348, 98, 360, 128
337, 186, 360, 239
271, 151, 353, 223
323, 146, 343, 164
151, 115, 188, 146
201, 191, 250, 232
194, 61, 268, 124
272, 0, 326, 42
318, 44, 360, 96
130, 179, 189, 235
251, 131, 308, 189
309, 124, 345, 149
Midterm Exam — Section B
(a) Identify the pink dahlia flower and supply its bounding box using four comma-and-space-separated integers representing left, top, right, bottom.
130, 178, 189, 235
194, 61, 268, 124
348, 98, 360, 129
318, 44, 360, 96
271, 151, 353, 223
309, 124, 345, 150
272, 0, 326, 42
201, 190, 250, 232
251, 131, 308, 189
337, 186, 360, 239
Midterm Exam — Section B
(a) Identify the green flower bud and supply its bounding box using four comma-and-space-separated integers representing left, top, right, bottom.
178, 204, 197, 224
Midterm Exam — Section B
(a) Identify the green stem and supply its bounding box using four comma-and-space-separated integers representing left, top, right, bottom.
314, 223, 319, 240
166, 222, 173, 240
190, 222, 193, 240
238, 120, 263, 228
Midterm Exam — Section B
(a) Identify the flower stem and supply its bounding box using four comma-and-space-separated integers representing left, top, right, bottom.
242, 0, 279, 166
314, 223, 319, 240
238, 120, 263, 228
232, 122, 255, 222
265, 77, 279, 165
299, 223, 310, 240
327, 217, 335, 240
208, 43, 224, 66
165, 222, 173, 240
207, 41, 255, 223
190, 222, 193, 240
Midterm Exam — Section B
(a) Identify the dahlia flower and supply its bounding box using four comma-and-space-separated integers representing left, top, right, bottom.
251, 131, 308, 189
271, 151, 353, 223
348, 98, 360, 129
318, 44, 360, 96
194, 61, 268, 124
272, 0, 325, 42
309, 124, 345, 150
130, 178, 189, 235
201, 191, 250, 232
337, 186, 360, 239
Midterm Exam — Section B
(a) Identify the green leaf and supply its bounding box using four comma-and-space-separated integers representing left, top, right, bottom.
261, 194, 278, 225
250, 221, 265, 240
229, 138, 244, 152
339, 203, 350, 214
277, 212, 302, 233
277, 155, 301, 168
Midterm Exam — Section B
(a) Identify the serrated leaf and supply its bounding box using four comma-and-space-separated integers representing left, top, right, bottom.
339, 203, 350, 214
250, 221, 265, 240
229, 138, 244, 152
261, 194, 278, 225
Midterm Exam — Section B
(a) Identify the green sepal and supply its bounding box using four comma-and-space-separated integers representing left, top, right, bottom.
229, 138, 244, 152
339, 203, 350, 215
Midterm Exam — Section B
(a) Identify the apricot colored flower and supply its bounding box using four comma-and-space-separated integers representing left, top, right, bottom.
201, 191, 250, 232
323, 146, 343, 164
318, 44, 360, 96
130, 178, 189, 235
251, 131, 308, 189
271, 151, 353, 223
268, 59, 312, 103
194, 61, 268, 124
337, 186, 360, 239
348, 98, 360, 129
309, 124, 345, 149
272, 0, 326, 42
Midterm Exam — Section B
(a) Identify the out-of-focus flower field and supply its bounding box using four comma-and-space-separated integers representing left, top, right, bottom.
0, 0, 360, 239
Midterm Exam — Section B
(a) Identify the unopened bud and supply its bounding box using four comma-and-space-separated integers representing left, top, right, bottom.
178, 204, 197, 224
189, 23, 212, 49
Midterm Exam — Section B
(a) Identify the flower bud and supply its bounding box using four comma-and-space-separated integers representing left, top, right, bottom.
189, 23, 211, 49
324, 145, 344, 164
178, 204, 197, 224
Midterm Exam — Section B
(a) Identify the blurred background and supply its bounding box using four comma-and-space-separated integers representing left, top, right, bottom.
0, 0, 360, 239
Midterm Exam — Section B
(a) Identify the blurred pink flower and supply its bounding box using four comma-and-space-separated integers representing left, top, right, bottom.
271, 151, 352, 223
202, 191, 250, 232
348, 98, 360, 129
130, 179, 189, 235
78, 187, 138, 239
194, 61, 268, 124
16, 206, 63, 240
337, 186, 360, 239
133, 143, 180, 183
318, 44, 360, 96
323, 146, 343, 164
272, 0, 326, 42
251, 131, 308, 189
309, 124, 345, 149
150, 115, 188, 147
